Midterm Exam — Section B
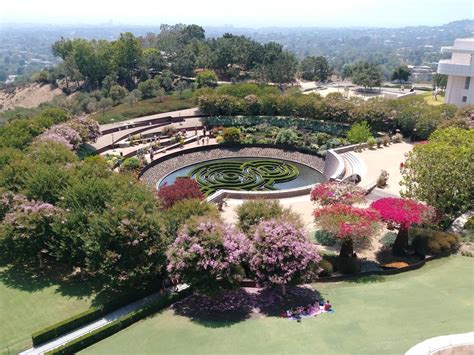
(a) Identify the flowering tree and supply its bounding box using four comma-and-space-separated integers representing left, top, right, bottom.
37, 124, 82, 150
310, 181, 366, 206
249, 220, 321, 295
0, 199, 60, 268
371, 197, 435, 255
68, 117, 101, 143
157, 178, 204, 209
166, 218, 250, 295
313, 204, 381, 257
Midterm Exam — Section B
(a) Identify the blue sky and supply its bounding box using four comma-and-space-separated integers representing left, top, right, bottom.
1, 0, 473, 27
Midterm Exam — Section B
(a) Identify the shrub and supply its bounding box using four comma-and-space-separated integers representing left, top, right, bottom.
465, 216, 474, 230
347, 121, 371, 144
392, 133, 403, 143
120, 157, 141, 172
156, 178, 204, 209
410, 227, 460, 256
336, 256, 361, 274
318, 259, 334, 277
382, 135, 390, 146
222, 127, 241, 144
275, 128, 299, 145
236, 199, 302, 234
161, 199, 219, 240
313, 230, 337, 246
366, 136, 377, 149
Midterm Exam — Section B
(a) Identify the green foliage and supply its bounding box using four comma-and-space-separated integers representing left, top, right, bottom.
196, 70, 218, 88
351, 61, 383, 91
391, 65, 411, 83
300, 56, 331, 82
401, 128, 474, 218
366, 136, 377, 148
161, 199, 219, 240
410, 227, 460, 256
222, 127, 241, 143
313, 230, 337, 246
275, 128, 299, 145
336, 257, 361, 274
347, 121, 372, 143
318, 259, 334, 277
120, 157, 142, 172
236, 199, 302, 234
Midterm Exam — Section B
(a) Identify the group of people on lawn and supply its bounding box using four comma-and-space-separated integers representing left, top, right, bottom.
283, 300, 332, 321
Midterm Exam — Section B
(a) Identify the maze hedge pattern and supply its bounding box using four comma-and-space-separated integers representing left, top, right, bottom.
187, 159, 300, 196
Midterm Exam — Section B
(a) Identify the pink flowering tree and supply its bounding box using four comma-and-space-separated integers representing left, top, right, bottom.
166, 218, 250, 295
68, 117, 101, 143
313, 204, 381, 257
371, 197, 436, 255
249, 220, 321, 295
37, 124, 82, 150
0, 199, 60, 268
310, 181, 366, 206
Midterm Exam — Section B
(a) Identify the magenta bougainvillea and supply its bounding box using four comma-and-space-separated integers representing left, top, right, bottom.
310, 181, 366, 206
370, 197, 435, 254
370, 198, 435, 230
166, 218, 250, 294
313, 204, 381, 257
249, 220, 321, 294
314, 204, 381, 240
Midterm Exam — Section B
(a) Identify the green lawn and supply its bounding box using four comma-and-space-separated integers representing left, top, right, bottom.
92, 95, 195, 125
0, 267, 108, 354
82, 256, 474, 355
421, 91, 445, 106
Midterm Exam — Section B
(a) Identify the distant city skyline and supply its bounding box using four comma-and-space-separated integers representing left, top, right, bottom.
1, 0, 473, 28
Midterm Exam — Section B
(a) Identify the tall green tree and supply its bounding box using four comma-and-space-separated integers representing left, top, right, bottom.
391, 65, 411, 83
351, 61, 383, 91
401, 128, 474, 219
300, 56, 331, 82
114, 32, 144, 90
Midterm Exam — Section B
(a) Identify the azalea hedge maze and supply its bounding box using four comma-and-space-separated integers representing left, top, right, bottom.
187, 159, 300, 196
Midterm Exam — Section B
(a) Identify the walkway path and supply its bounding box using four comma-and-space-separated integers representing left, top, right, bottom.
352, 141, 414, 196
19, 294, 162, 355
19, 286, 188, 355
405, 332, 474, 355
93, 108, 204, 150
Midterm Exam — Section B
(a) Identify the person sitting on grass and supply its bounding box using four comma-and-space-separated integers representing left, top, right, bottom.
324, 300, 332, 311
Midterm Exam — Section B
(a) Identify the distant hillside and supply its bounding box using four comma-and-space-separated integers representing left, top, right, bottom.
0, 83, 62, 112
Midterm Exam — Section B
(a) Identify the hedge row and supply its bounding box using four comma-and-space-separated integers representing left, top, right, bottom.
46, 288, 192, 355
205, 116, 350, 137
32, 284, 162, 346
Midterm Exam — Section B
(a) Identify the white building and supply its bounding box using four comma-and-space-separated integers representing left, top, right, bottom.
437, 38, 474, 107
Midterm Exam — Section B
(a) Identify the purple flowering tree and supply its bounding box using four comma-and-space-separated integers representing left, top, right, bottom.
69, 117, 102, 143
0, 199, 60, 268
249, 220, 321, 295
166, 218, 250, 295
38, 124, 82, 150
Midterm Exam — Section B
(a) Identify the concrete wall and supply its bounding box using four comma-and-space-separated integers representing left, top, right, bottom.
445, 75, 474, 107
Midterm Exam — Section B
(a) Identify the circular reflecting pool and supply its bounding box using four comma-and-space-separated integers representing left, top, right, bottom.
158, 157, 325, 195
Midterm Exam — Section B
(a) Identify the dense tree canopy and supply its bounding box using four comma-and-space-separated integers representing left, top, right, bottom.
300, 56, 330, 82
401, 128, 474, 219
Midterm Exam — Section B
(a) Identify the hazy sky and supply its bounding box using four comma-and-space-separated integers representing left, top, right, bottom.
1, 0, 473, 27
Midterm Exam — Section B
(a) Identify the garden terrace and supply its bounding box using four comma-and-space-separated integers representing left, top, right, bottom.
139, 145, 325, 193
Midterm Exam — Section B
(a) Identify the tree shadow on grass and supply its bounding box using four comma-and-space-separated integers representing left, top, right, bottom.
256, 286, 322, 317
346, 274, 386, 284
0, 264, 104, 301
172, 288, 255, 328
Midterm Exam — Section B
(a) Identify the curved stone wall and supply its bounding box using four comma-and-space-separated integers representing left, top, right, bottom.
139, 145, 325, 191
